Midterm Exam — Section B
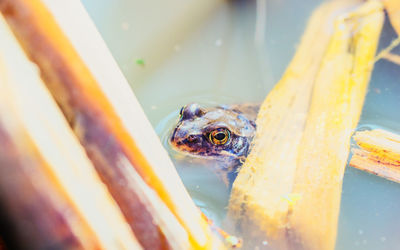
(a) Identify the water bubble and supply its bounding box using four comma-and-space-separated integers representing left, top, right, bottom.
121, 22, 130, 30
215, 39, 223, 47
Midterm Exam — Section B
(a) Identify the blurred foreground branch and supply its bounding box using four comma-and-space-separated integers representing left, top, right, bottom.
0, 0, 222, 248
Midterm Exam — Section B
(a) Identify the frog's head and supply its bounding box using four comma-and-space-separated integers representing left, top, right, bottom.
169, 103, 256, 163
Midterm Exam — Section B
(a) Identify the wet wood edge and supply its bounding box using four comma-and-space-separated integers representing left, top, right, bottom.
350, 129, 400, 183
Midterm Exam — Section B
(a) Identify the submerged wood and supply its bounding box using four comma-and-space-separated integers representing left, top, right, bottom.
0, 14, 140, 249
0, 0, 221, 249
228, 0, 383, 249
350, 129, 400, 183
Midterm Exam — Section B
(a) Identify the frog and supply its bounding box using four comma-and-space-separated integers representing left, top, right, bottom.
169, 102, 259, 185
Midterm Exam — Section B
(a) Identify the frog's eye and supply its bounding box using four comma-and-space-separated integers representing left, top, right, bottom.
209, 128, 231, 145
179, 106, 186, 121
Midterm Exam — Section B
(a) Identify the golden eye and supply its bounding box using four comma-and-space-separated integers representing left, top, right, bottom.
209, 128, 230, 145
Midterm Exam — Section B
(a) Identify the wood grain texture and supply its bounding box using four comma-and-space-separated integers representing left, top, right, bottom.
350, 129, 400, 183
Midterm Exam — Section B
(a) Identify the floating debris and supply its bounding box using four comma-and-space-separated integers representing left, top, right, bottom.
135, 58, 145, 67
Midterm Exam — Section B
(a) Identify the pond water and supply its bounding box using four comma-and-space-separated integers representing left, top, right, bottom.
82, 0, 400, 249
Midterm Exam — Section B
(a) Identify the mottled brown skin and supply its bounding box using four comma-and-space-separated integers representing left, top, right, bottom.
170, 103, 259, 184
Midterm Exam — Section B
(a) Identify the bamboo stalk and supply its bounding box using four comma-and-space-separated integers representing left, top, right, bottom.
350, 129, 400, 183
0, 14, 140, 249
228, 0, 383, 249
0, 0, 221, 248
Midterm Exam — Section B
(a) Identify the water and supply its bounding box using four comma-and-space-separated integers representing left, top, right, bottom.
82, 0, 400, 249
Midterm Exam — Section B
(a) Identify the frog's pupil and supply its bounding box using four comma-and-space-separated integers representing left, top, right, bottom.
215, 132, 226, 140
